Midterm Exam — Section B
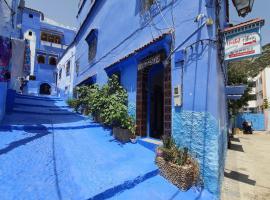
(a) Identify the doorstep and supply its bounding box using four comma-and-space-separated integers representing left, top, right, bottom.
137, 137, 162, 152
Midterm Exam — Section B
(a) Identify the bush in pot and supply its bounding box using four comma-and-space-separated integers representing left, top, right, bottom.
100, 75, 136, 143
156, 136, 200, 191
74, 75, 136, 143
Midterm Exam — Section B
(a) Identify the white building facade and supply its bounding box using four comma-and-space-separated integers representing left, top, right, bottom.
57, 45, 76, 99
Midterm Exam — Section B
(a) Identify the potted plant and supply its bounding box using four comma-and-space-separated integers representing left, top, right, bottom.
112, 115, 136, 143
73, 75, 137, 143
155, 135, 200, 191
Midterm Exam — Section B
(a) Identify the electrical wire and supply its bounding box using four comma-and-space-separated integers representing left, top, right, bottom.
166, 21, 207, 62
75, 0, 179, 66
154, 0, 171, 31
2, 0, 14, 13
75, 0, 193, 77
170, 0, 176, 34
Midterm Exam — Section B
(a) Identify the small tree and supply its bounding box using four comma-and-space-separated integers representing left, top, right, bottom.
227, 62, 253, 116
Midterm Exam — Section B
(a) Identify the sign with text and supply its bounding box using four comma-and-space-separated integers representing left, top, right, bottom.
225, 30, 262, 61
138, 52, 164, 70
224, 29, 262, 61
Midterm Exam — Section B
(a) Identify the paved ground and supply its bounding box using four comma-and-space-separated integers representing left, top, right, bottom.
221, 131, 270, 200
0, 94, 214, 200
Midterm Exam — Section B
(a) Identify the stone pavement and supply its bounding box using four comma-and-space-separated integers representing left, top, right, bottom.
0, 94, 214, 200
221, 131, 270, 200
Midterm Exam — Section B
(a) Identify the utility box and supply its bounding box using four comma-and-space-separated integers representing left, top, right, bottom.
173, 85, 182, 107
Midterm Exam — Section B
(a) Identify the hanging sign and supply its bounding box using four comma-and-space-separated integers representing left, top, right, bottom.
223, 19, 265, 61
225, 30, 261, 61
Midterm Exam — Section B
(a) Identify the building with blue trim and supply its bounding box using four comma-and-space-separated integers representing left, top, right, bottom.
1, 0, 76, 121
57, 44, 76, 99
60, 0, 229, 198
19, 6, 76, 95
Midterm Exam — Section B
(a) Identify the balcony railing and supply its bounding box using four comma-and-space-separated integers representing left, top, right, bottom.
41, 41, 68, 50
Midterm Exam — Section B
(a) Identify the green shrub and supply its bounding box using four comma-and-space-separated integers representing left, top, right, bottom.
75, 74, 136, 134
66, 98, 80, 112
160, 136, 190, 166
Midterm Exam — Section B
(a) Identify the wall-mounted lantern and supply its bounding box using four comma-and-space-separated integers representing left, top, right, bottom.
232, 0, 254, 17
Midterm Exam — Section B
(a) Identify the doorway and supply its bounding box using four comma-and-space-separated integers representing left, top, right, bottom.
136, 52, 172, 139
148, 64, 164, 139
40, 83, 51, 95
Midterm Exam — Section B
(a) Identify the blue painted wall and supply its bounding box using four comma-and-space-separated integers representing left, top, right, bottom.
59, 0, 229, 198
236, 113, 265, 131
0, 0, 21, 122
0, 83, 7, 122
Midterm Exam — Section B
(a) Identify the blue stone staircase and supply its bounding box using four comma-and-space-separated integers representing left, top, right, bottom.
0, 94, 215, 200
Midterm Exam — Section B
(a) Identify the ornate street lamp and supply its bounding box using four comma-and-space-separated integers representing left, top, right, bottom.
232, 0, 254, 17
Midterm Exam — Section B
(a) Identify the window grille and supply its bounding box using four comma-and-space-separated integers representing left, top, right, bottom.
41, 32, 62, 44
142, 0, 156, 12
66, 61, 71, 76
85, 29, 98, 63
59, 68, 62, 79
76, 60, 80, 76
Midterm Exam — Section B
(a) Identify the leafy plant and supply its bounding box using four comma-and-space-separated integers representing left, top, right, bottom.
74, 74, 136, 134
227, 43, 270, 116
66, 98, 80, 112
162, 134, 174, 149
160, 136, 191, 166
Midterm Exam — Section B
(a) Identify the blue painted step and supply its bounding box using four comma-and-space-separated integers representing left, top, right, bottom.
12, 110, 74, 115
137, 138, 162, 152
15, 94, 63, 101
14, 103, 69, 108
0, 124, 102, 131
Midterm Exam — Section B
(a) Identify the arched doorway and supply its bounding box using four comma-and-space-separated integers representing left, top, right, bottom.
40, 83, 51, 95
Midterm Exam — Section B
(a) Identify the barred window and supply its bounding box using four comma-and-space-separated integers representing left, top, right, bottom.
59, 68, 62, 80
76, 60, 80, 76
41, 32, 61, 44
88, 37, 97, 62
86, 29, 98, 63
142, 0, 156, 12
66, 61, 71, 76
